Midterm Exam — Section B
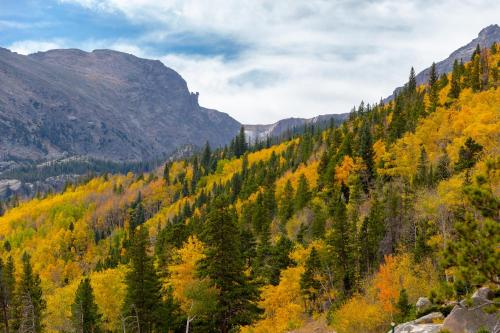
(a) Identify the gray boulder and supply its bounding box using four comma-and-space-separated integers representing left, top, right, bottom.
442, 293, 499, 333
472, 287, 494, 301
389, 313, 444, 333
414, 312, 444, 325
416, 297, 432, 313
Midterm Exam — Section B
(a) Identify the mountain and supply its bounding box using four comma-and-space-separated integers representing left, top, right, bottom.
245, 114, 349, 142
0, 37, 498, 333
387, 24, 500, 100
0, 48, 240, 163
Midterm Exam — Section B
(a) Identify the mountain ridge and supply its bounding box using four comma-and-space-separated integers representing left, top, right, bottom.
386, 23, 500, 100
0, 47, 240, 163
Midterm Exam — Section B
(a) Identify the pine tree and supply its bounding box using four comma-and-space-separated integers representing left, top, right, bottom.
129, 192, 146, 232
122, 227, 165, 332
295, 174, 311, 210
71, 277, 102, 333
310, 204, 326, 240
428, 62, 439, 112
455, 137, 483, 172
163, 163, 170, 185
359, 194, 385, 274
359, 119, 375, 187
201, 141, 212, 175
436, 152, 451, 181
269, 235, 294, 285
234, 126, 247, 158
198, 197, 260, 333
0, 256, 15, 333
471, 43, 481, 60
327, 189, 356, 294
491, 42, 498, 55
415, 146, 429, 187
300, 247, 322, 313
396, 289, 413, 322
448, 60, 461, 99
14, 253, 46, 333
407, 67, 417, 93
279, 180, 295, 222
470, 53, 481, 92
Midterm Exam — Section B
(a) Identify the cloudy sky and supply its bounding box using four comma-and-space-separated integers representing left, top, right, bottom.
1, 1, 498, 123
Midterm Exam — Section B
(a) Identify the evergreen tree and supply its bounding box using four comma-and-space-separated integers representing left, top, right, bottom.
310, 204, 326, 240
470, 52, 482, 92
359, 119, 375, 187
415, 146, 429, 187
455, 137, 483, 172
407, 67, 417, 93
122, 227, 165, 332
428, 62, 439, 112
444, 174, 499, 286
198, 197, 260, 333
201, 141, 212, 174
327, 189, 356, 294
71, 277, 102, 333
359, 194, 385, 274
396, 289, 413, 322
295, 174, 311, 210
269, 236, 295, 286
438, 73, 449, 89
491, 42, 497, 54
300, 247, 322, 313
279, 180, 295, 222
436, 152, 451, 181
163, 163, 170, 185
234, 126, 247, 158
129, 192, 146, 232
0, 256, 15, 333
471, 43, 481, 60
13, 253, 46, 333
448, 60, 461, 99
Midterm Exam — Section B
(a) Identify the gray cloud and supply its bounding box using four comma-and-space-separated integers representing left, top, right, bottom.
18, 1, 498, 123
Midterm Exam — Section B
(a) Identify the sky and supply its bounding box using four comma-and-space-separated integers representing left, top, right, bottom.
1, 1, 499, 124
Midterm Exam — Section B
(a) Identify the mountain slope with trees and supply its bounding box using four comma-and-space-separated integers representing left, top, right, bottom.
0, 41, 498, 333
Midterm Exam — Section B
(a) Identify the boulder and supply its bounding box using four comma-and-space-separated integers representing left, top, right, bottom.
389, 313, 444, 333
442, 301, 499, 333
472, 287, 493, 301
416, 297, 432, 313
389, 323, 442, 333
414, 312, 444, 325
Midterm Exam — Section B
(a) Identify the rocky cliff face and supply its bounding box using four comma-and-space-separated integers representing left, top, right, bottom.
0, 48, 240, 163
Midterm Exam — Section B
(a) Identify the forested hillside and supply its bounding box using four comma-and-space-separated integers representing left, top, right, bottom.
0, 43, 498, 333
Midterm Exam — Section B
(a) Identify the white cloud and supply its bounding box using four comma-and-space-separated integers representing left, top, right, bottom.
8, 40, 66, 55
21, 1, 500, 122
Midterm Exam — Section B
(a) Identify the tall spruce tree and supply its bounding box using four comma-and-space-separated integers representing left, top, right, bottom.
14, 253, 46, 333
0, 256, 15, 333
448, 60, 461, 99
300, 247, 322, 313
407, 67, 417, 93
129, 192, 146, 232
198, 196, 260, 333
359, 119, 375, 187
163, 163, 170, 185
295, 174, 311, 210
415, 146, 430, 187
71, 277, 102, 333
122, 227, 165, 333
428, 62, 439, 112
327, 188, 356, 294
279, 180, 295, 222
